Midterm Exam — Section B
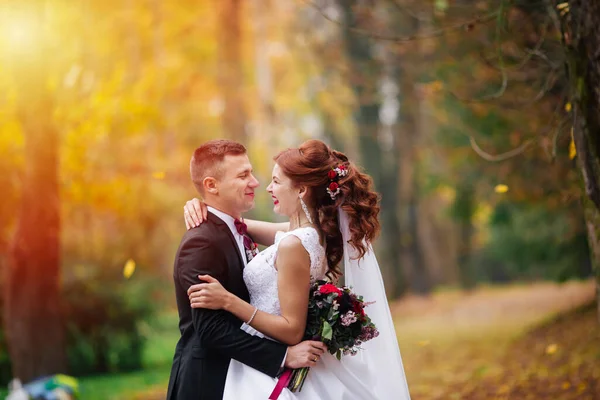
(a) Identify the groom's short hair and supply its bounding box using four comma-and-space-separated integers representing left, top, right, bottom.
190, 139, 247, 194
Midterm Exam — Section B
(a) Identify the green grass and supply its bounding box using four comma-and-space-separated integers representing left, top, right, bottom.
0, 311, 180, 400
79, 311, 180, 400
80, 367, 170, 400
140, 311, 180, 369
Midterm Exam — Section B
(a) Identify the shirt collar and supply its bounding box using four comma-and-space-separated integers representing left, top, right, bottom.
207, 206, 239, 237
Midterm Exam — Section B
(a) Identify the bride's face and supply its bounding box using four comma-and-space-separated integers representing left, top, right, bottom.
266, 164, 300, 217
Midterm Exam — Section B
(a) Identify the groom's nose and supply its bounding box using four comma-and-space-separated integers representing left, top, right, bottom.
249, 174, 259, 188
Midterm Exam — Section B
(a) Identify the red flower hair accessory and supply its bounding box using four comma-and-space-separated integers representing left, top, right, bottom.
326, 164, 348, 200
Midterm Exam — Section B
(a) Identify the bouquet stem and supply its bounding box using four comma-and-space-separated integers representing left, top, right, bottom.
287, 367, 310, 393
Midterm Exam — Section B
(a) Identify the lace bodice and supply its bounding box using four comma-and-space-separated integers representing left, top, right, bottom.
243, 227, 327, 316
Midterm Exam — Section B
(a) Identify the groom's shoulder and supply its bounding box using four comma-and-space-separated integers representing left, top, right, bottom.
182, 221, 214, 238
180, 218, 219, 244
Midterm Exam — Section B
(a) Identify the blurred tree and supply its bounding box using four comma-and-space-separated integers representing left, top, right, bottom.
251, 0, 278, 154
558, 0, 600, 319
338, 0, 406, 297
4, 2, 67, 381
476, 202, 591, 282
391, 3, 432, 294
451, 183, 477, 289
218, 0, 248, 143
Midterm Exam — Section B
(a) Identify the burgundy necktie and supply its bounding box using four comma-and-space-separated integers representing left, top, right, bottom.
234, 218, 254, 257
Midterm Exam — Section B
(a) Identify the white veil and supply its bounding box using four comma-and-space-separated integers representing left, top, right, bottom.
338, 207, 411, 400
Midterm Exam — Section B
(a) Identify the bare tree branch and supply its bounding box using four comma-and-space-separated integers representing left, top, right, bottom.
388, 0, 433, 23
468, 136, 535, 162
480, 17, 551, 72
448, 4, 510, 103
525, 48, 561, 69
301, 0, 499, 42
486, 2, 509, 100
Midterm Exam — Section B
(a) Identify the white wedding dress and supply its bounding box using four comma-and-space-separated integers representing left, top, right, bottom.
223, 225, 411, 400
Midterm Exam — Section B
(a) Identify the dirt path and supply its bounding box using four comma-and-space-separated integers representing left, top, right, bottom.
393, 280, 597, 400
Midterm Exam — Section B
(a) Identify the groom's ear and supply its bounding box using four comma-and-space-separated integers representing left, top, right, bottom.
203, 177, 219, 195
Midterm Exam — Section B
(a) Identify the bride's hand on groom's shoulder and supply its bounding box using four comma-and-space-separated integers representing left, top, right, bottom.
188, 274, 231, 310
285, 340, 327, 369
184, 198, 207, 229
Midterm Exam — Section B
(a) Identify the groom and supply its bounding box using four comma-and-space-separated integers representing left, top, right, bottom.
167, 139, 325, 400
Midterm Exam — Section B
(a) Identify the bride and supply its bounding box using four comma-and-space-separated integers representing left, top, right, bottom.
184, 139, 410, 399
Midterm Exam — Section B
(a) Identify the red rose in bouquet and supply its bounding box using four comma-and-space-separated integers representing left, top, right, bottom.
318, 283, 342, 296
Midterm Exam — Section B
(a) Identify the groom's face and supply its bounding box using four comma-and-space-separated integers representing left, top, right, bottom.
217, 153, 259, 215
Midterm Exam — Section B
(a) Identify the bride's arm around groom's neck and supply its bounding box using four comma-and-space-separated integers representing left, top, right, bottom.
238, 219, 290, 246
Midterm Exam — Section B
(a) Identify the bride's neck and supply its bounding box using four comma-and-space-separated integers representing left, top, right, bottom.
289, 211, 312, 230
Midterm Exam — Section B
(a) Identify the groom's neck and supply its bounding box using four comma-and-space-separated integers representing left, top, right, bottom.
204, 201, 242, 220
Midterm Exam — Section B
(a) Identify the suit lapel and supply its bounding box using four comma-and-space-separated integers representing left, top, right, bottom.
207, 212, 246, 269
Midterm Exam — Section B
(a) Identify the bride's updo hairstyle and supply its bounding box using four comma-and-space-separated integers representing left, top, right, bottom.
274, 139, 380, 279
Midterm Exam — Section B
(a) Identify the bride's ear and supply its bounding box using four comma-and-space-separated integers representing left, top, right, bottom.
298, 186, 307, 199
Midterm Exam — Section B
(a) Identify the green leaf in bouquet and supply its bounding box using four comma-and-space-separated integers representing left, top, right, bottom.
327, 307, 339, 321
336, 349, 342, 360
322, 320, 333, 340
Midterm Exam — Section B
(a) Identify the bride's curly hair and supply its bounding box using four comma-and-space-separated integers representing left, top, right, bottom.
274, 139, 380, 280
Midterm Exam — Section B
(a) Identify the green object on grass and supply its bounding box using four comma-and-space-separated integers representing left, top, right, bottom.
44, 374, 80, 398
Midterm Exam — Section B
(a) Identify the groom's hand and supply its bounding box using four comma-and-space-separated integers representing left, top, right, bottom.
284, 340, 327, 369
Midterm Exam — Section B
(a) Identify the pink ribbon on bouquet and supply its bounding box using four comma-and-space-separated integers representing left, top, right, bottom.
269, 368, 293, 400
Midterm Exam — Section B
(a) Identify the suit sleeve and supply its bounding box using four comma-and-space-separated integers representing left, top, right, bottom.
177, 234, 287, 378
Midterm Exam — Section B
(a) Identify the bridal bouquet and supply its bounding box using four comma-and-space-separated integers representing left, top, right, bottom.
273, 280, 379, 397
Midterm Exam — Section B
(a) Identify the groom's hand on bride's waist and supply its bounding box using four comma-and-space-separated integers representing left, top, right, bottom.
284, 340, 327, 369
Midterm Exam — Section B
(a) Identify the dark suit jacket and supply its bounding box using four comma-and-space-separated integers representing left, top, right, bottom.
166, 212, 287, 400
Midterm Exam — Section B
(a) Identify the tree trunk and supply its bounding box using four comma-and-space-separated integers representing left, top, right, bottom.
218, 0, 248, 143
252, 0, 279, 158
4, 3, 67, 380
562, 0, 600, 320
453, 184, 476, 290
397, 81, 430, 294
338, 0, 404, 298
125, 0, 141, 83
396, 14, 431, 295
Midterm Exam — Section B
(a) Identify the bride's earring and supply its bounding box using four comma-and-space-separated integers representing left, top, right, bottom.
299, 196, 313, 224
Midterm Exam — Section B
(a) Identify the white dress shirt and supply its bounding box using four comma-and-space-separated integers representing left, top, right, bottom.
207, 206, 247, 266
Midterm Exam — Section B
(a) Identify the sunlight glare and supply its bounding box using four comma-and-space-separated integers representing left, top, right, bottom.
0, 9, 41, 57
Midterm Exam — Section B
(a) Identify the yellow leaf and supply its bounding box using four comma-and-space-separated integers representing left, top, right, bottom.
545, 343, 558, 355
556, 2, 569, 10
417, 340, 430, 347
494, 184, 509, 194
123, 259, 136, 279
569, 134, 576, 160
152, 171, 165, 180
562, 382, 571, 390
497, 384, 510, 394
431, 80, 443, 92
564, 102, 572, 112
